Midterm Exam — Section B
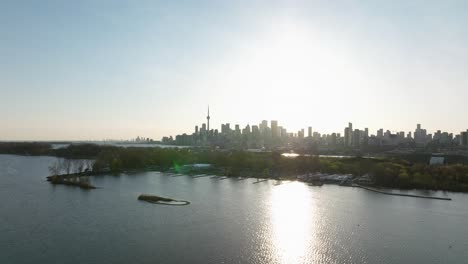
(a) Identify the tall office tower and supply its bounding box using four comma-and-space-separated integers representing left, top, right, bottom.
414, 124, 427, 145
260, 120, 268, 132
271, 120, 278, 138
331, 133, 337, 146
281, 127, 287, 138
353, 129, 360, 147
344, 122, 353, 147
363, 128, 369, 144
252, 125, 259, 136
308, 127, 312, 138
195, 125, 199, 135
244, 124, 251, 134
348, 123, 353, 146
235, 124, 240, 135
461, 131, 468, 146
206, 106, 210, 132
377, 129, 384, 138
344, 127, 350, 146
299, 128, 305, 138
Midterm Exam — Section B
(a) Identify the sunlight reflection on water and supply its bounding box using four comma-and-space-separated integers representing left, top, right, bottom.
270, 182, 316, 264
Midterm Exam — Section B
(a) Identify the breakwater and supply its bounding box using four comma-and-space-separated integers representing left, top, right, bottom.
138, 194, 190, 206
357, 185, 452, 201
46, 174, 96, 189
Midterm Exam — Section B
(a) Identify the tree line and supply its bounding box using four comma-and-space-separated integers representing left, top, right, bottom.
3, 143, 468, 192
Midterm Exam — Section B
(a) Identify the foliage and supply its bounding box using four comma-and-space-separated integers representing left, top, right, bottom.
5, 142, 468, 192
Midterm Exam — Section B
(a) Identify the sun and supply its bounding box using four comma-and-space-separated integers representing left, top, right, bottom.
200, 19, 367, 133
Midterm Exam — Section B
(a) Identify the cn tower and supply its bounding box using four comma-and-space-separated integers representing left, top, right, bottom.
207, 105, 210, 132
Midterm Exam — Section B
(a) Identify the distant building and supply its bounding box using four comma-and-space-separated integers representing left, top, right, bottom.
252, 125, 259, 134
308, 127, 312, 138
414, 124, 427, 146
298, 128, 305, 138
243, 124, 251, 135
235, 124, 240, 135
377, 128, 384, 138
429, 156, 445, 165
201, 123, 206, 133
271, 120, 278, 138
260, 120, 268, 132
353, 129, 360, 147
461, 131, 468, 146
344, 127, 350, 147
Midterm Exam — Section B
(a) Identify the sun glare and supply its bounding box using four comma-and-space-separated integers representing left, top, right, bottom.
208, 21, 365, 132
270, 182, 315, 264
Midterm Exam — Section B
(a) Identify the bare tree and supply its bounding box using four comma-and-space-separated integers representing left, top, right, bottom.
85, 160, 95, 172
58, 159, 66, 175
63, 159, 73, 175
48, 160, 60, 176
74, 160, 85, 174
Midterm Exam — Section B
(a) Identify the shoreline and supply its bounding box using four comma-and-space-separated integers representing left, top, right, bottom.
46, 168, 468, 195
356, 184, 452, 200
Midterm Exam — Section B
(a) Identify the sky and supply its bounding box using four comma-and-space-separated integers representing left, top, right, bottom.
1, 0, 468, 141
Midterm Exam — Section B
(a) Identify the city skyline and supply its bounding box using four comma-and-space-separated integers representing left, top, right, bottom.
162, 106, 468, 149
162, 108, 468, 154
2, 1, 468, 140
171, 108, 467, 140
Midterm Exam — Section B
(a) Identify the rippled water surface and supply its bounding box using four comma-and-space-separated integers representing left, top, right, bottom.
1, 155, 468, 264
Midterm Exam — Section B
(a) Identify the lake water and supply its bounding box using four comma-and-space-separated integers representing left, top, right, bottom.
1, 154, 468, 264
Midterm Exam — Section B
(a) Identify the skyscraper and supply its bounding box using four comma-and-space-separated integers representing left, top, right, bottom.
414, 124, 427, 145
271, 120, 278, 138
308, 127, 312, 138
344, 122, 353, 147
260, 120, 268, 132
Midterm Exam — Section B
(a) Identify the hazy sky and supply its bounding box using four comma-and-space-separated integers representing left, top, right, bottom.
1, 1, 468, 140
